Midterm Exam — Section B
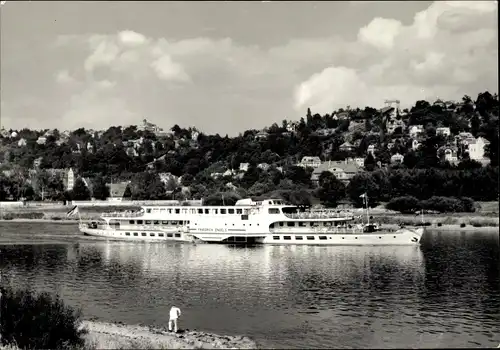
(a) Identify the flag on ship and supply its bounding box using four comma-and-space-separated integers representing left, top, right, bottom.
359, 193, 368, 205
66, 205, 79, 217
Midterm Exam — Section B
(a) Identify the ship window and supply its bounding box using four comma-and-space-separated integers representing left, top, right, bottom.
379, 236, 382, 239
186, 220, 190, 224
137, 220, 143, 224
145, 220, 152, 225
279, 222, 284, 227
125, 232, 130, 236
241, 214, 249, 220
205, 209, 210, 214
221, 209, 226, 214
167, 233, 173, 237
146, 209, 151, 213
342, 237, 344, 239
198, 209, 203, 214
168, 209, 172, 214
141, 232, 147, 236
299, 222, 306, 227
160, 208, 165, 212
268, 208, 280, 214
213, 209, 218, 214
273, 236, 280, 240
287, 222, 295, 227
270, 223, 275, 228
182, 209, 187, 214
175, 209, 180, 214
307, 236, 315, 240
295, 236, 303, 240
133, 232, 138, 236
154, 220, 160, 225
191, 209, 196, 214
171, 221, 178, 225
161, 221, 169, 225
319, 236, 327, 240
150, 233, 155, 237
129, 220, 135, 224
175, 233, 181, 238
355, 237, 358, 239
394, 236, 396, 238
236, 209, 242, 214
159, 233, 164, 237
283, 236, 291, 240
228, 209, 235, 214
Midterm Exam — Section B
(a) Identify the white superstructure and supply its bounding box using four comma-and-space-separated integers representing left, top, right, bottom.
78, 198, 424, 245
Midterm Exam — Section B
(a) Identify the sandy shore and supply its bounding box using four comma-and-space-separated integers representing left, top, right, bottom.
80, 320, 257, 349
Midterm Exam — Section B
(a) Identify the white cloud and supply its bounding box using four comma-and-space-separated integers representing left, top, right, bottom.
294, 1, 498, 114
16, 1, 496, 135
358, 18, 402, 49
55, 70, 77, 84
118, 30, 148, 47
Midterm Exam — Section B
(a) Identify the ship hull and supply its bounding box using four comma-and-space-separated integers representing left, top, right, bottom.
261, 227, 424, 246
79, 226, 193, 243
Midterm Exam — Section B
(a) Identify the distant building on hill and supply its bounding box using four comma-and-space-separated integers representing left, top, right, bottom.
106, 182, 131, 202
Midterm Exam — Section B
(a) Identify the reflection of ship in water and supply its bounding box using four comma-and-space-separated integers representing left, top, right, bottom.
77, 242, 275, 279
78, 242, 424, 289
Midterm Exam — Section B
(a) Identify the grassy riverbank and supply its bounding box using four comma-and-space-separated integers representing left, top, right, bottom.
0, 285, 257, 350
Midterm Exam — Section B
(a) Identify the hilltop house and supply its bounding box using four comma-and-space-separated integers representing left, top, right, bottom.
467, 137, 490, 162
409, 125, 424, 138
66, 168, 75, 191
297, 156, 322, 168
390, 153, 405, 164
311, 159, 362, 185
339, 142, 355, 153
436, 127, 451, 137
412, 139, 421, 150
387, 119, 406, 134
254, 130, 269, 140
239, 163, 249, 172
438, 146, 459, 163
106, 182, 131, 202
36, 136, 47, 145
367, 144, 376, 156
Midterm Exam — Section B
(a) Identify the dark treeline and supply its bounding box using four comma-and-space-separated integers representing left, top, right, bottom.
0, 91, 498, 209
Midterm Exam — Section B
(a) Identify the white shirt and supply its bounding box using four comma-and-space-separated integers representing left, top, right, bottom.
169, 306, 181, 320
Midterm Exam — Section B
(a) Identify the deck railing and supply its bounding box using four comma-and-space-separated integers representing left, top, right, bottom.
101, 211, 144, 218
283, 211, 354, 220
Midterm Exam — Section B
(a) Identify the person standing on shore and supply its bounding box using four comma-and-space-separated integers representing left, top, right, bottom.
168, 306, 181, 333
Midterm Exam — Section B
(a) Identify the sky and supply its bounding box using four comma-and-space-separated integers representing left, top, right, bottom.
1, 1, 498, 135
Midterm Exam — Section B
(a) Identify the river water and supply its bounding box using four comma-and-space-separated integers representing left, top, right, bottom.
0, 222, 498, 349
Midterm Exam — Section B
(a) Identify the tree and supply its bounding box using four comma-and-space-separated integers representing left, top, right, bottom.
71, 178, 91, 200
92, 176, 110, 200
316, 172, 345, 207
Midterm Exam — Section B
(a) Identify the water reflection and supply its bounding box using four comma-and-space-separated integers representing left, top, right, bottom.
0, 228, 499, 349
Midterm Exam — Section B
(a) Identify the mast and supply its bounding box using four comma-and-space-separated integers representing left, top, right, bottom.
365, 193, 370, 226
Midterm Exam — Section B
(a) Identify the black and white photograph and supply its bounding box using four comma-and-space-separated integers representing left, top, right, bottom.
0, 1, 498, 349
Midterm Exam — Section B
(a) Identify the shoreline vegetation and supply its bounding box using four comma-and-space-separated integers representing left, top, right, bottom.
0, 286, 257, 350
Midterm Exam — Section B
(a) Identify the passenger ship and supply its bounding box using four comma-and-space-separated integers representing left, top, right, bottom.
78, 198, 424, 245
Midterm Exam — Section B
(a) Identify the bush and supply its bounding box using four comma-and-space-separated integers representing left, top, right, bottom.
385, 196, 420, 214
420, 196, 473, 213
0, 286, 87, 349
